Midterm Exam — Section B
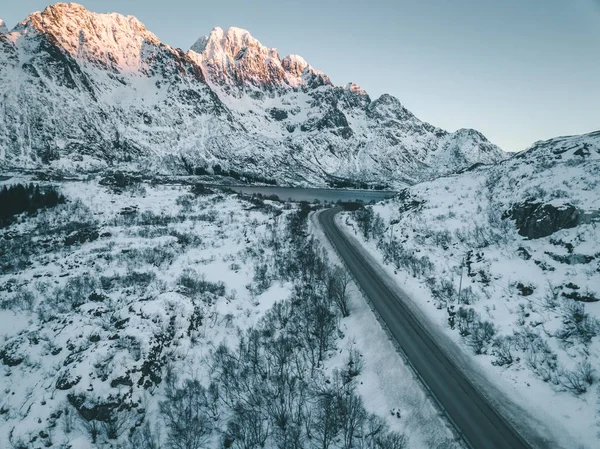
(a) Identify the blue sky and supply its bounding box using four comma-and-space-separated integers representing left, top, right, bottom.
2, 0, 599, 151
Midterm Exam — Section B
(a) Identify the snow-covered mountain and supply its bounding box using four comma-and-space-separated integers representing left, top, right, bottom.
0, 3, 506, 186
0, 19, 8, 34
342, 130, 600, 447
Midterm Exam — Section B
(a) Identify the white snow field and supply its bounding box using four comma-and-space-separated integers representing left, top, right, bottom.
0, 175, 458, 448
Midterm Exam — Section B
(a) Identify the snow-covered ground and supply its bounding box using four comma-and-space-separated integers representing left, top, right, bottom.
310, 213, 463, 449
0, 177, 288, 447
339, 131, 600, 448
0, 175, 458, 448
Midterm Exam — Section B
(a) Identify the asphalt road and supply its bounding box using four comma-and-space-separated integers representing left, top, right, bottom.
318, 208, 532, 449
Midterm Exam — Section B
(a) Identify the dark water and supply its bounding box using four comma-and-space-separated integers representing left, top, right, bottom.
226, 185, 397, 203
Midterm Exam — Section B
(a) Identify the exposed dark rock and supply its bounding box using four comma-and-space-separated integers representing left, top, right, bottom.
64, 226, 99, 246
88, 334, 101, 343
269, 108, 288, 121
0, 348, 24, 366
67, 393, 126, 422
119, 206, 138, 216
573, 143, 591, 158
56, 371, 82, 390
516, 282, 534, 296
110, 375, 133, 388
545, 252, 596, 265
534, 259, 555, 272
561, 289, 598, 302
504, 201, 599, 239
114, 317, 130, 330
50, 346, 62, 355
550, 238, 574, 253
397, 189, 424, 213
88, 292, 107, 302
517, 247, 531, 260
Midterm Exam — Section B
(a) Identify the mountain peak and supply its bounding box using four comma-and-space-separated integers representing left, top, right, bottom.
345, 82, 367, 96
189, 26, 331, 89
281, 54, 308, 77
191, 26, 267, 60
0, 18, 8, 34
17, 2, 163, 72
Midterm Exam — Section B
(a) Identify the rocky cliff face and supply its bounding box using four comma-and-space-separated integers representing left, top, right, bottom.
500, 131, 600, 238
0, 2, 507, 187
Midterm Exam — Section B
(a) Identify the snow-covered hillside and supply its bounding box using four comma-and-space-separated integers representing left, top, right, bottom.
0, 175, 462, 448
0, 3, 506, 187
341, 130, 600, 448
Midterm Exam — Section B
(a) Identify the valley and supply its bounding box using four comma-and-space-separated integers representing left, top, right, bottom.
0, 3, 598, 449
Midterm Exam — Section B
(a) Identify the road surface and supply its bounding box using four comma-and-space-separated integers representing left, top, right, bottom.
318, 207, 532, 449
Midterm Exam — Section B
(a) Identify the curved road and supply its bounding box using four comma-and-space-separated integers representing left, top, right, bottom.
318, 208, 532, 449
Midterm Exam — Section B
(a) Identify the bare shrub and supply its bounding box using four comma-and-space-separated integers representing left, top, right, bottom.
226, 405, 271, 449
160, 378, 212, 449
562, 365, 591, 395
561, 360, 596, 395
515, 330, 560, 384
1, 289, 35, 312
456, 307, 477, 336
491, 336, 513, 366
343, 348, 364, 382
327, 266, 352, 317
129, 420, 162, 449
252, 262, 272, 294
467, 319, 496, 355
50, 273, 98, 312
557, 301, 599, 344
378, 238, 434, 277
353, 207, 374, 240
376, 431, 409, 449
177, 268, 225, 298
542, 282, 560, 310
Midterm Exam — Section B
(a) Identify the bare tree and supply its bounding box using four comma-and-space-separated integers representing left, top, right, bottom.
376, 431, 408, 449
160, 379, 212, 449
129, 420, 162, 449
339, 393, 367, 449
311, 391, 340, 449
227, 405, 271, 449
328, 266, 352, 317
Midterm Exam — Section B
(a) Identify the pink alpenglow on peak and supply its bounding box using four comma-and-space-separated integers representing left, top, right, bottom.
191, 26, 264, 60
281, 54, 309, 77
189, 26, 331, 89
344, 82, 368, 96
15, 2, 167, 73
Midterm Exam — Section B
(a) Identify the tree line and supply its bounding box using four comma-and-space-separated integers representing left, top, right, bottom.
0, 183, 65, 227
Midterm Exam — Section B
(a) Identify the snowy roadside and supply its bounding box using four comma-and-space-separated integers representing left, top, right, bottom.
310, 210, 464, 449
335, 210, 593, 449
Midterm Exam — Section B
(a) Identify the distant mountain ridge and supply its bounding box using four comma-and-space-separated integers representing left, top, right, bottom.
0, 2, 507, 187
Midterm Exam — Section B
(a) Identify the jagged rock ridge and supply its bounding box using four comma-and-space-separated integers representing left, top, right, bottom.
0, 2, 507, 187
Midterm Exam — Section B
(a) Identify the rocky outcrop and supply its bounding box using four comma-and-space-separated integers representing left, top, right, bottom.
505, 201, 600, 239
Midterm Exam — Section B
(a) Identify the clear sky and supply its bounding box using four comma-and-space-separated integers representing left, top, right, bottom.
2, 0, 599, 151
